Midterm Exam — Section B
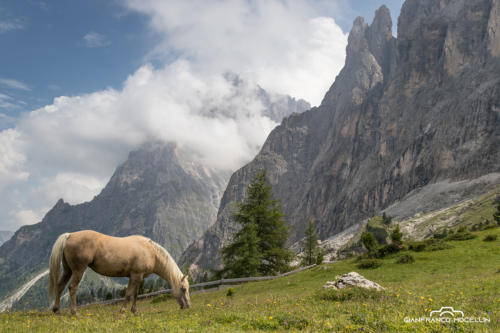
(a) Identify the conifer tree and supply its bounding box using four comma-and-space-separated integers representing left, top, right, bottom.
221, 221, 261, 277
300, 220, 320, 266
222, 171, 293, 277
493, 201, 500, 226
391, 224, 403, 244
361, 231, 378, 253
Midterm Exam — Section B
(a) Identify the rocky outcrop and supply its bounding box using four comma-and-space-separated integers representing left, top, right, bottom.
323, 272, 385, 291
181, 0, 500, 277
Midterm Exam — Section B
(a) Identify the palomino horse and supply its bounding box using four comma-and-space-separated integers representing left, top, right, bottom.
49, 230, 190, 315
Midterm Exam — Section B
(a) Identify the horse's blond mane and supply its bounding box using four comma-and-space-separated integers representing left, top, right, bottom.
149, 240, 184, 289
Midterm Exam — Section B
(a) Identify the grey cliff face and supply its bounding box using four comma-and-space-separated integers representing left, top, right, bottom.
181, 0, 500, 276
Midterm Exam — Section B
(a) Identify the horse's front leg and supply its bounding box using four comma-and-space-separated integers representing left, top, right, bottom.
120, 273, 142, 314
130, 274, 143, 314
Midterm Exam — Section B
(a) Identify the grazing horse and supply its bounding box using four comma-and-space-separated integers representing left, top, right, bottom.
49, 230, 190, 315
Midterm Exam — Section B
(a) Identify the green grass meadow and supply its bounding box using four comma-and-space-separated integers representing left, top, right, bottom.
1, 227, 499, 332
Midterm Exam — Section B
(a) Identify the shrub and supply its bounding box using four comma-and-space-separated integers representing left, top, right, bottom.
396, 254, 415, 264
361, 232, 378, 253
317, 287, 384, 302
433, 229, 448, 239
483, 234, 498, 242
390, 224, 403, 243
356, 259, 382, 269
408, 241, 427, 252
376, 243, 401, 258
316, 249, 324, 265
382, 212, 392, 225
446, 232, 476, 241
226, 288, 235, 297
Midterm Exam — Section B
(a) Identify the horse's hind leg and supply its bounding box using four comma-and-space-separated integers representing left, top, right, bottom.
68, 269, 84, 315
52, 267, 71, 313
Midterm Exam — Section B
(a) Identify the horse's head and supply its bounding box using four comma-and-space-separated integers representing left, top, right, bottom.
175, 274, 190, 309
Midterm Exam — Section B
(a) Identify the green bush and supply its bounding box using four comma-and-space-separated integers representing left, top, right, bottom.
483, 234, 498, 242
408, 241, 427, 252
317, 287, 384, 302
396, 254, 415, 264
361, 232, 378, 253
356, 259, 382, 269
376, 243, 401, 258
446, 232, 476, 241
433, 229, 448, 239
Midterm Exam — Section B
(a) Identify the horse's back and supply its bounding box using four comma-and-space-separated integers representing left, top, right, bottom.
65, 230, 156, 277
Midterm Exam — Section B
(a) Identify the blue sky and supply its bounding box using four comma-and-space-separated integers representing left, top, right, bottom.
0, 0, 404, 231
0, 1, 154, 123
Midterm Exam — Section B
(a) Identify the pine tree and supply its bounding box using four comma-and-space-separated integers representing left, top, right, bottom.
222, 221, 261, 277
222, 171, 293, 277
361, 231, 378, 253
300, 220, 319, 266
391, 224, 403, 244
382, 212, 392, 225
493, 201, 500, 226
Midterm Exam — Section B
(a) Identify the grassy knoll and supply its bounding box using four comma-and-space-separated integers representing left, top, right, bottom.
1, 227, 499, 332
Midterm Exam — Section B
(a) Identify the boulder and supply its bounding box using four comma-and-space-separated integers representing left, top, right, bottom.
323, 272, 385, 291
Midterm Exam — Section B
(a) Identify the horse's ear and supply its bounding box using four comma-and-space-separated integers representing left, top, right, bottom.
181, 274, 188, 282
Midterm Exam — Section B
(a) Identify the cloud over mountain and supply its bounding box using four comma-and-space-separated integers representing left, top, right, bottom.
0, 0, 347, 231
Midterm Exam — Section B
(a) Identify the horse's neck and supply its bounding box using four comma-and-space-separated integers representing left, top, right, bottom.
154, 251, 180, 288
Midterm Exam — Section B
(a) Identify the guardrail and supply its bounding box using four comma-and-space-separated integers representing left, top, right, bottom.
87, 264, 316, 307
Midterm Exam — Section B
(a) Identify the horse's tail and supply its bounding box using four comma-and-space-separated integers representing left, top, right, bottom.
49, 233, 70, 297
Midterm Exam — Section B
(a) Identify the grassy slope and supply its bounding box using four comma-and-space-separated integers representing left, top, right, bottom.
1, 226, 499, 332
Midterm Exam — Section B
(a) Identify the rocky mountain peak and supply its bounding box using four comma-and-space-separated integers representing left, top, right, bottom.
322, 5, 395, 108
181, 0, 500, 278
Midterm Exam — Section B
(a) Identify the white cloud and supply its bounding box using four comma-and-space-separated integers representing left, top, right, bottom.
124, 0, 347, 106
83, 32, 111, 48
0, 129, 29, 189
31, 172, 106, 206
0, 78, 30, 91
8, 208, 42, 227
0, 19, 23, 34
0, 62, 280, 230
